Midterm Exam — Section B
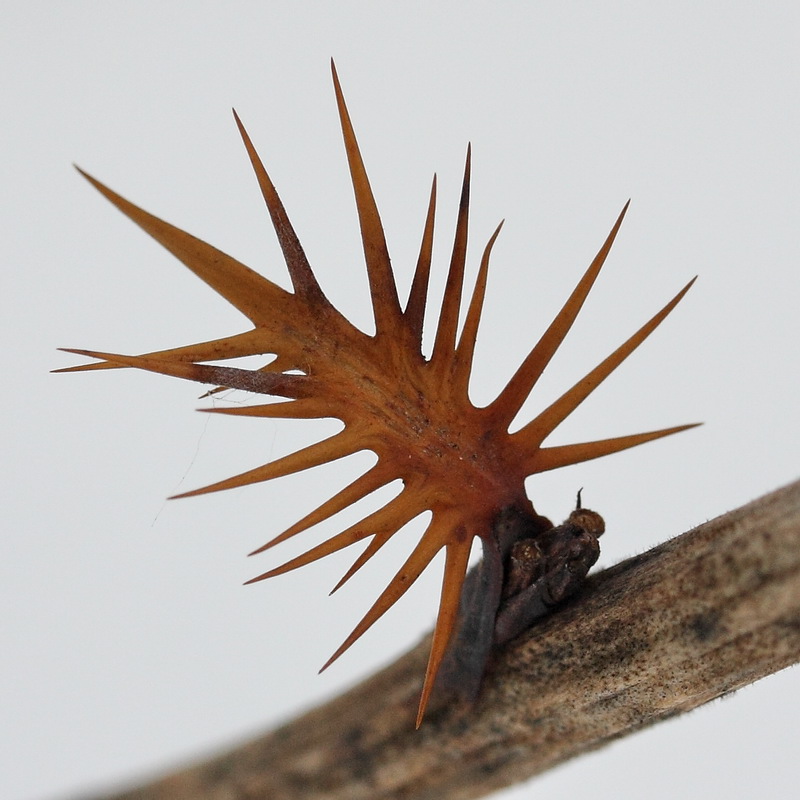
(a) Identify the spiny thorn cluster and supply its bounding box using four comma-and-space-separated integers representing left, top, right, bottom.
57, 61, 698, 726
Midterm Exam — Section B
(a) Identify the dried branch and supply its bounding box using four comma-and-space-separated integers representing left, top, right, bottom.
89, 478, 800, 800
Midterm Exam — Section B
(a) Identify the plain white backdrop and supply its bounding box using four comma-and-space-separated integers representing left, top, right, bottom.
3, 3, 798, 798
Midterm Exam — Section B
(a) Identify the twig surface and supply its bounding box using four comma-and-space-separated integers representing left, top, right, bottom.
91, 478, 800, 800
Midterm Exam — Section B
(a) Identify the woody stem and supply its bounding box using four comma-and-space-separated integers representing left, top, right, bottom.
83, 478, 800, 800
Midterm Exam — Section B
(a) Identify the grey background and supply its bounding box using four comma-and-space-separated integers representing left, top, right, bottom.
3, 2, 798, 798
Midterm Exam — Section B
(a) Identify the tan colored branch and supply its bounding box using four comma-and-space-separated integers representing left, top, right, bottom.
92, 479, 800, 800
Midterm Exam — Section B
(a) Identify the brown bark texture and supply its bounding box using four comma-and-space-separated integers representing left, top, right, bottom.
89, 478, 800, 800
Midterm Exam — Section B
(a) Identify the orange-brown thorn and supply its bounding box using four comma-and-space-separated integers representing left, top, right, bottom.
60, 66, 699, 727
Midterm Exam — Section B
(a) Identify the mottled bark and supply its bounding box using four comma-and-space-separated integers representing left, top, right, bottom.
88, 478, 800, 800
